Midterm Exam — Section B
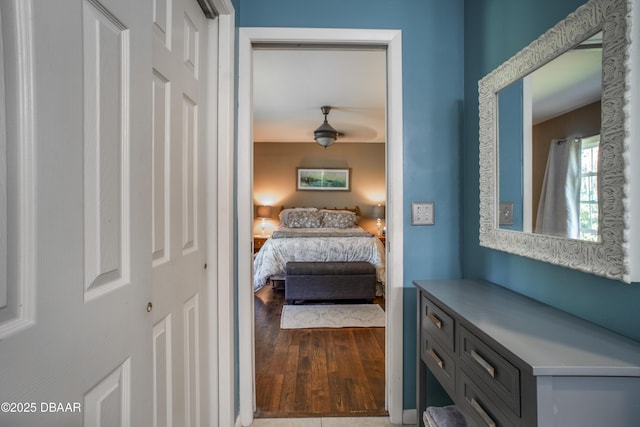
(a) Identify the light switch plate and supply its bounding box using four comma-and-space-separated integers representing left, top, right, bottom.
499, 202, 514, 226
411, 202, 434, 225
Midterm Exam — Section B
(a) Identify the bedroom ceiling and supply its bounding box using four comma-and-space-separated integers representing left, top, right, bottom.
252, 47, 387, 144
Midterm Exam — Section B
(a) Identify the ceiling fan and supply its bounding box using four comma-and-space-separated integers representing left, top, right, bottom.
313, 106, 340, 148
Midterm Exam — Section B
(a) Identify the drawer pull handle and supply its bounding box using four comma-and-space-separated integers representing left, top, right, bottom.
427, 312, 442, 329
470, 398, 496, 427
471, 350, 496, 378
427, 348, 444, 369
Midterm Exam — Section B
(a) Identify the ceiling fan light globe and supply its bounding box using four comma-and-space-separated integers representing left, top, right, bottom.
315, 135, 335, 147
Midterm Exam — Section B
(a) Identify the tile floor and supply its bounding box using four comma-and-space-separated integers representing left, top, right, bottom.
249, 417, 416, 427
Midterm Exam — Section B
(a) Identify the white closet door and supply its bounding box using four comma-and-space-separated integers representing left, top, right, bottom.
151, 0, 211, 425
0, 0, 153, 426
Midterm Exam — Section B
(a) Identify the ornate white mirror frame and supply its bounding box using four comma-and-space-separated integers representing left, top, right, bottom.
478, 0, 637, 282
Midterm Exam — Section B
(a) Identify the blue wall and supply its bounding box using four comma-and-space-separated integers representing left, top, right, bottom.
237, 0, 465, 410
462, 0, 640, 345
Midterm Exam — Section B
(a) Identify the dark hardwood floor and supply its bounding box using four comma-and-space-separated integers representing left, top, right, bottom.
253, 284, 387, 418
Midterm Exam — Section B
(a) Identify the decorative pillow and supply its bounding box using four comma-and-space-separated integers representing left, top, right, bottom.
320, 208, 356, 215
279, 207, 317, 226
286, 210, 323, 228
320, 209, 360, 223
321, 211, 358, 228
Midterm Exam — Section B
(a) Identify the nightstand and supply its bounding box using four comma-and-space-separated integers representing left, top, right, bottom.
377, 236, 386, 246
254, 235, 269, 253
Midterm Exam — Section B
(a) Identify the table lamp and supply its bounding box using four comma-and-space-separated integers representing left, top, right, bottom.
372, 204, 385, 237
257, 205, 272, 236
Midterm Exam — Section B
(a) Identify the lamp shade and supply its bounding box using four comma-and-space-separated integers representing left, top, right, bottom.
257, 205, 272, 218
372, 204, 385, 219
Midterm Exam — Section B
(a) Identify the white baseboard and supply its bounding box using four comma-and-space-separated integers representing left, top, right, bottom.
403, 408, 418, 425
237, 412, 417, 426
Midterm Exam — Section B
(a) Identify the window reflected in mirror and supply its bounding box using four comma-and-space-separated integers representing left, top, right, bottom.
579, 135, 599, 241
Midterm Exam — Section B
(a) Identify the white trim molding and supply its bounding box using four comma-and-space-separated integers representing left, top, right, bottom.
237, 27, 404, 426
404, 409, 418, 426
203, 1, 235, 427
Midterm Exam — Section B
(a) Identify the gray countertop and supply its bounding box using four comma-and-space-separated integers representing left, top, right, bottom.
413, 279, 640, 377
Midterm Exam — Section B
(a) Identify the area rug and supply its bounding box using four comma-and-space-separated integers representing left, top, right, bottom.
280, 304, 385, 329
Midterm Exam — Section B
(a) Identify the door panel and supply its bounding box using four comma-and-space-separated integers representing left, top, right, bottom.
0, 0, 36, 338
83, 359, 132, 427
184, 293, 201, 427
153, 315, 173, 427
152, 69, 171, 267
0, 0, 153, 426
181, 94, 198, 254
151, 0, 209, 426
82, 0, 130, 300
153, 0, 172, 49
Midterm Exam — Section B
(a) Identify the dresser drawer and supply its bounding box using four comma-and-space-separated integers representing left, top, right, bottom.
421, 336, 456, 397
422, 295, 455, 353
459, 325, 520, 416
458, 368, 518, 427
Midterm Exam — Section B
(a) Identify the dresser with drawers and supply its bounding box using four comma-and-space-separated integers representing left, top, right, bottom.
414, 279, 640, 427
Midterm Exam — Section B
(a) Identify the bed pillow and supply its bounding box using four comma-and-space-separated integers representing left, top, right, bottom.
279, 207, 317, 226
321, 211, 359, 228
285, 210, 323, 228
319, 209, 360, 223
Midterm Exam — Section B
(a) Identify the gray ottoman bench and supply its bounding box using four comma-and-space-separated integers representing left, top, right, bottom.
285, 261, 376, 305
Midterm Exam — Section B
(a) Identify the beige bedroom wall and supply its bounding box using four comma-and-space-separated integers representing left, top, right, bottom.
253, 142, 386, 235
531, 100, 601, 228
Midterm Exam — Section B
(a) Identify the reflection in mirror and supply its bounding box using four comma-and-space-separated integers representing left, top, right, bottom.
577, 134, 600, 241
498, 80, 526, 232
497, 32, 602, 241
535, 134, 600, 240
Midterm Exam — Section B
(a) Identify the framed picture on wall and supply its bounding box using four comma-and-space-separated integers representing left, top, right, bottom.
296, 168, 351, 191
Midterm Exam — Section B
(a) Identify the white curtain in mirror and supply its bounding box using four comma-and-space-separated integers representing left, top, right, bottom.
535, 138, 581, 238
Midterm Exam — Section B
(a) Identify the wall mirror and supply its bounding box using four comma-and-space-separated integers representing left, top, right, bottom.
479, 0, 635, 282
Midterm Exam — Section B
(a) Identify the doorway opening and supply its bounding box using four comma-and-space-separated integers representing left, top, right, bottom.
251, 45, 387, 417
237, 27, 405, 426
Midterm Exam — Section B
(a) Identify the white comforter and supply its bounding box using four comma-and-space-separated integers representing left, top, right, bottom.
253, 227, 385, 291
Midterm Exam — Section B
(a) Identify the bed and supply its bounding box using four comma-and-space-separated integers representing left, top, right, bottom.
252, 207, 386, 294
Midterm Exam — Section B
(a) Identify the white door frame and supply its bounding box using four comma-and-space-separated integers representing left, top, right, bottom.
203, 0, 236, 426
237, 27, 405, 426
